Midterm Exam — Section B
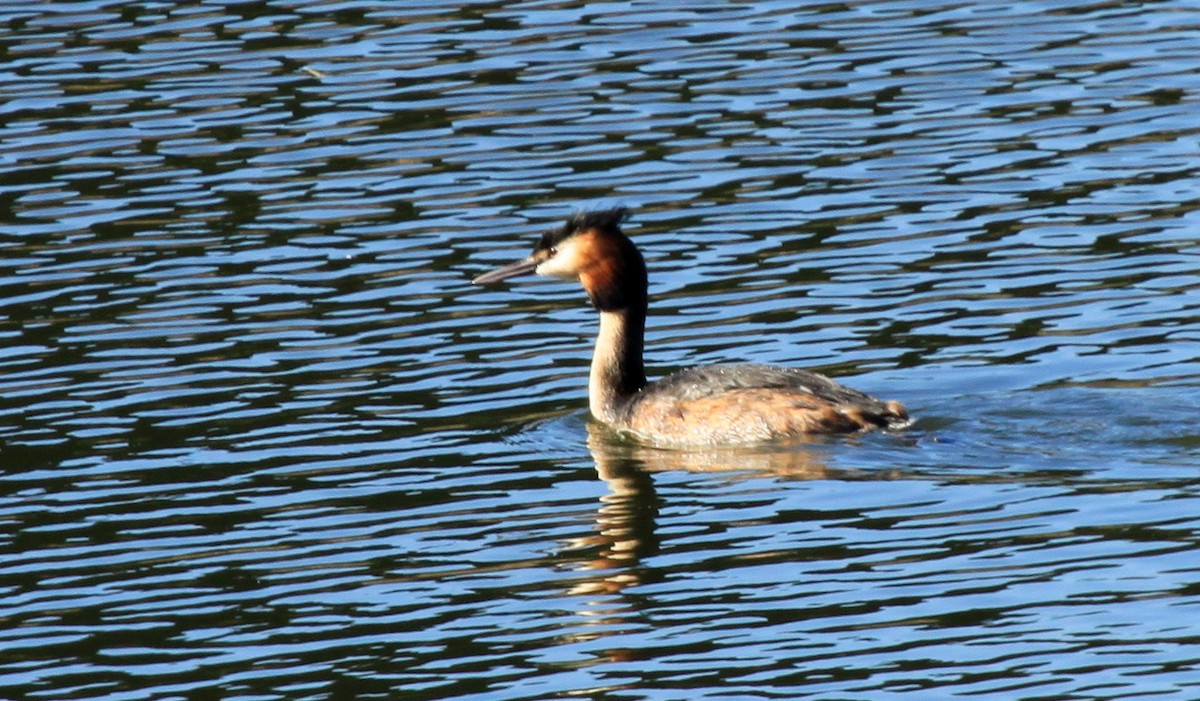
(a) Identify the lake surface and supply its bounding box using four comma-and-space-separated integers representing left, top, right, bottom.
2, 1, 1199, 699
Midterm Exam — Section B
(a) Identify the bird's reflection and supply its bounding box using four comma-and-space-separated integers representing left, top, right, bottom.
558, 425, 836, 665
556, 425, 843, 669
562, 431, 660, 596
565, 424, 833, 599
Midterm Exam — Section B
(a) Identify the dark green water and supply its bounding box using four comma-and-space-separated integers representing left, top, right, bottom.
2, 1, 1199, 699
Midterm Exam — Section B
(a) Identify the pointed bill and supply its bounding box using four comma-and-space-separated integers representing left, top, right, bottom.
472, 256, 539, 285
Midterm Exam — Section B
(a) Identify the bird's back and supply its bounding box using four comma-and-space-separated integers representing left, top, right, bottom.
618, 363, 908, 447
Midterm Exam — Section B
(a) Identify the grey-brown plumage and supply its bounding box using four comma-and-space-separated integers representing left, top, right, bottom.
617, 363, 908, 447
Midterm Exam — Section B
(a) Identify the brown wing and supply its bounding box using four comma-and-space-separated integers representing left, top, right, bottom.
622, 364, 908, 447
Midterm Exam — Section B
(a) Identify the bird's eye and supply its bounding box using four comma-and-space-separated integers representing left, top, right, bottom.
549, 247, 557, 256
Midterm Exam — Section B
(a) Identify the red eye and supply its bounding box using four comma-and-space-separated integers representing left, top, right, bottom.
549, 247, 558, 256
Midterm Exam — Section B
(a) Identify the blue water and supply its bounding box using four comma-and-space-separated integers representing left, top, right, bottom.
2, 1, 1199, 699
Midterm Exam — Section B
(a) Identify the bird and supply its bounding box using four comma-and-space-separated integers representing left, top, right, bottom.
472, 208, 909, 448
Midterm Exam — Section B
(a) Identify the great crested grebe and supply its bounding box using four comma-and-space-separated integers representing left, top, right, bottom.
472, 208, 909, 447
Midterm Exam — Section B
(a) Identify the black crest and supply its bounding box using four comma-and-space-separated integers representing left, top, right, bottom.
538, 207, 629, 251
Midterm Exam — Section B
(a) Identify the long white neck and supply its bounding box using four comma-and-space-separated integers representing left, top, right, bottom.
589, 308, 646, 423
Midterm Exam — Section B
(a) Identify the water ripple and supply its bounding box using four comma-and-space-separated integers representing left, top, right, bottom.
2, 1, 1200, 699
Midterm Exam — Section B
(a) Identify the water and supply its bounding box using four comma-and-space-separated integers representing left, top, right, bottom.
2, 0, 1199, 699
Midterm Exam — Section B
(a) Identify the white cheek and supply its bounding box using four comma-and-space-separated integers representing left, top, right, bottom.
534, 239, 582, 279
535, 256, 576, 279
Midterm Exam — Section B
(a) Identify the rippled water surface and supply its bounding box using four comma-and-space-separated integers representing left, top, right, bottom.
3, 1, 1200, 699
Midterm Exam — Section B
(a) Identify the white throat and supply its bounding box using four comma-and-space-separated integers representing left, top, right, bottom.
589, 310, 632, 422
